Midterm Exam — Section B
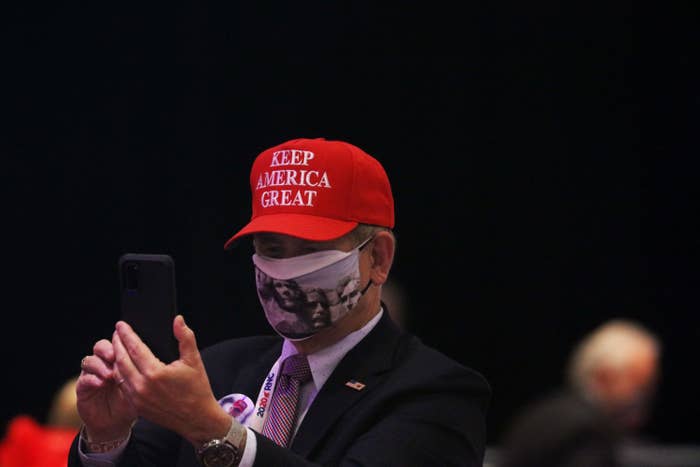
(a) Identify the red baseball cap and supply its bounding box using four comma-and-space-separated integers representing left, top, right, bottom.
224, 137, 394, 249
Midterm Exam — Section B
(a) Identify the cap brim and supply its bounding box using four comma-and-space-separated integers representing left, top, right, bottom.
224, 214, 358, 249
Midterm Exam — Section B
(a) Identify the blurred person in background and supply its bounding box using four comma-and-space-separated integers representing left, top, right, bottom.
498, 318, 661, 467
380, 278, 408, 329
0, 375, 81, 467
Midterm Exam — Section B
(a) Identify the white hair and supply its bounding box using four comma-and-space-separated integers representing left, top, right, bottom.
566, 318, 660, 394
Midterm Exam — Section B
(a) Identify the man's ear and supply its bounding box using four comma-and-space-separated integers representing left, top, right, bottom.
368, 231, 395, 286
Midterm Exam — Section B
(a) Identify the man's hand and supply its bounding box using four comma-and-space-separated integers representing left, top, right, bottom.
112, 315, 232, 446
77, 338, 137, 443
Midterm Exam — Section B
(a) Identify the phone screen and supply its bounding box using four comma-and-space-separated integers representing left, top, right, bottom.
119, 253, 179, 363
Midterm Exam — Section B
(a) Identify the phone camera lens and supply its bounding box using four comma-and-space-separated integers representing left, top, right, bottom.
125, 262, 139, 291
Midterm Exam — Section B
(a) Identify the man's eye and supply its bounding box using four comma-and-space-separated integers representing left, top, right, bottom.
258, 247, 282, 257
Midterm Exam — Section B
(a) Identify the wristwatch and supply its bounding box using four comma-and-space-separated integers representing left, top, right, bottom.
197, 418, 246, 467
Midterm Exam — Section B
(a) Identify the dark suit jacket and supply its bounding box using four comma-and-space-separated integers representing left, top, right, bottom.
498, 389, 619, 467
69, 310, 491, 466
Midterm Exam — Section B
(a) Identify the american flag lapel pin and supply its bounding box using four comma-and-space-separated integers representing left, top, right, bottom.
345, 379, 366, 391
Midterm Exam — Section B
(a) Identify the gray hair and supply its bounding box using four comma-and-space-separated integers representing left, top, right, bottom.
347, 224, 394, 244
566, 318, 661, 394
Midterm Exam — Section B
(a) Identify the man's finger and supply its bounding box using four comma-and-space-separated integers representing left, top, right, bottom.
81, 355, 113, 380
77, 373, 110, 394
115, 320, 162, 375
93, 338, 116, 363
112, 330, 140, 385
173, 315, 200, 365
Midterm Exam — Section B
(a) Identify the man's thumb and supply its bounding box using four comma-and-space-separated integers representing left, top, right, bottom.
173, 315, 199, 363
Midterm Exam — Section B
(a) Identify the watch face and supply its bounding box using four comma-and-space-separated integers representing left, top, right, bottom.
201, 441, 237, 467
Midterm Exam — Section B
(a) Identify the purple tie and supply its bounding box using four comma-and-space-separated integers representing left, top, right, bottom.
262, 354, 312, 447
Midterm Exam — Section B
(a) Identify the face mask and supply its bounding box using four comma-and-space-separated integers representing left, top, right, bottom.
252, 238, 373, 341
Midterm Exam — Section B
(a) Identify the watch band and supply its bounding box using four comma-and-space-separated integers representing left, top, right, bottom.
197, 417, 247, 467
222, 417, 246, 454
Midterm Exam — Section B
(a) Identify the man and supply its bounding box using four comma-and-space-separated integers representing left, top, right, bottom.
270, 278, 305, 312
262, 277, 310, 339
498, 318, 661, 467
302, 288, 332, 330
70, 137, 491, 466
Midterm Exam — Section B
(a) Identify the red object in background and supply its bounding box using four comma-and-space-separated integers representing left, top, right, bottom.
0, 415, 78, 467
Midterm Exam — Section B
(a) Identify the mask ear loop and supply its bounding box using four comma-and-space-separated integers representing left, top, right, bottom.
357, 234, 376, 295
357, 235, 375, 251
359, 279, 373, 295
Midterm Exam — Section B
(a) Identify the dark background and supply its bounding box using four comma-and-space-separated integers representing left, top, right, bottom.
3, 3, 698, 447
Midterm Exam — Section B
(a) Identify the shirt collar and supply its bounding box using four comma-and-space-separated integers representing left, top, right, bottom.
279, 309, 384, 390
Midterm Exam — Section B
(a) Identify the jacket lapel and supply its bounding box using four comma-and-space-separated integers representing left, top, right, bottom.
218, 341, 282, 406
291, 311, 403, 457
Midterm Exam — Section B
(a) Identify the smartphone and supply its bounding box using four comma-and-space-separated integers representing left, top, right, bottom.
119, 253, 179, 363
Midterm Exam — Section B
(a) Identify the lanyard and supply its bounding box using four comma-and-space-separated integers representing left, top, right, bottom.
247, 358, 282, 433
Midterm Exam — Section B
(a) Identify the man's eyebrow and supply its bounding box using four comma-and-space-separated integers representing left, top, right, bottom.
254, 233, 278, 243
254, 237, 285, 249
